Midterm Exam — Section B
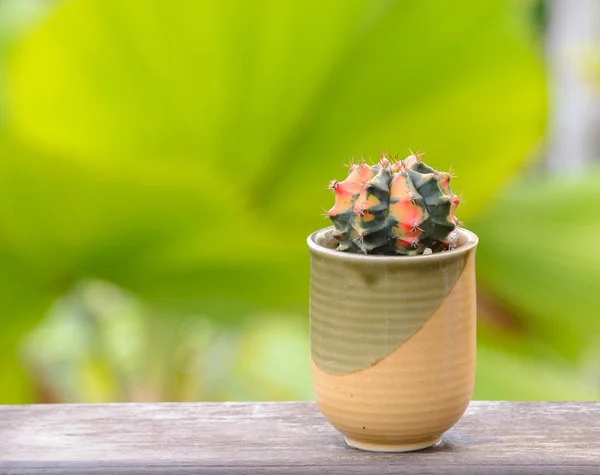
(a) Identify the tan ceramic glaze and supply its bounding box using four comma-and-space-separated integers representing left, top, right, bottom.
307, 227, 478, 452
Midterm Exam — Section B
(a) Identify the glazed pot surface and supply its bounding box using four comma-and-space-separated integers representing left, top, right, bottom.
308, 227, 478, 452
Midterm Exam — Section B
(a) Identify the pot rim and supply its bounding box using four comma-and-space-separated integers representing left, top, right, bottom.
307, 226, 478, 264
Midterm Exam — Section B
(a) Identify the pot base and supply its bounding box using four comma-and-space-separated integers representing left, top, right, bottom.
344, 435, 442, 453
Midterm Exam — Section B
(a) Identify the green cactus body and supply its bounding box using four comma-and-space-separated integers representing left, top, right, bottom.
327, 154, 460, 255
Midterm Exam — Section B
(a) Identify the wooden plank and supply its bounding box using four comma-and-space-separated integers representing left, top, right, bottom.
0, 401, 599, 474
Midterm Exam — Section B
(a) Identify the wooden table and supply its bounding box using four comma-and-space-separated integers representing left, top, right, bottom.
1, 401, 599, 474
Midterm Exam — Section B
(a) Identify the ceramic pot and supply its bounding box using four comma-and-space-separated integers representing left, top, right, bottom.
307, 226, 478, 452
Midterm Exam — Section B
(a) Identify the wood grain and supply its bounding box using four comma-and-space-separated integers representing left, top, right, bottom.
0, 401, 599, 474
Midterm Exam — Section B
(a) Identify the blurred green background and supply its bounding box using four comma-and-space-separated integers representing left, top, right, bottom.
0, 0, 598, 404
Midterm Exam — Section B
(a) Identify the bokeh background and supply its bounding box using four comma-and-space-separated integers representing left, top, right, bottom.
1, 0, 599, 404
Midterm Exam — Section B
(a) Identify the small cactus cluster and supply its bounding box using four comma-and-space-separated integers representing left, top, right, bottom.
327, 152, 461, 255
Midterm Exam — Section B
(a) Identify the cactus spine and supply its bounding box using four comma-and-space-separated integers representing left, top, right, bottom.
327, 153, 461, 255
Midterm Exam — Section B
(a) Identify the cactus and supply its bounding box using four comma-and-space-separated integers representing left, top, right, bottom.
327, 153, 461, 255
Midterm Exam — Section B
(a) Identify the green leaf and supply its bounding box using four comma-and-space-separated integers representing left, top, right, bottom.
475, 328, 597, 400
21, 279, 312, 402
471, 171, 600, 361
2, 0, 545, 306
0, 0, 547, 402
0, 244, 55, 403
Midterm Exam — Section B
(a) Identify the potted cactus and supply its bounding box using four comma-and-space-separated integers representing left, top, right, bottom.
307, 152, 478, 452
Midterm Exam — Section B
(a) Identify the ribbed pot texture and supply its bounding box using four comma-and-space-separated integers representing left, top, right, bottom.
307, 226, 478, 452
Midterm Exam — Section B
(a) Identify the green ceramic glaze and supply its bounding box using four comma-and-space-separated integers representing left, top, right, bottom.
308, 227, 476, 375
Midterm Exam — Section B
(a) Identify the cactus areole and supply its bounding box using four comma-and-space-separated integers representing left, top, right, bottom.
327, 153, 461, 256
